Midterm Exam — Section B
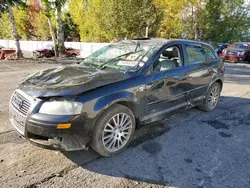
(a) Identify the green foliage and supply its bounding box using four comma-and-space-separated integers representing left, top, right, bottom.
13, 7, 32, 40
33, 11, 51, 40
1, 0, 250, 43
202, 0, 250, 42
0, 13, 12, 39
74, 0, 160, 42
0, 0, 27, 13
0, 7, 32, 40
62, 11, 80, 41
68, 0, 87, 41
154, 0, 186, 39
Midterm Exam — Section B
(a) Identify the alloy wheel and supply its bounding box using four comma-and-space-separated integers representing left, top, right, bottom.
208, 85, 220, 109
102, 113, 133, 152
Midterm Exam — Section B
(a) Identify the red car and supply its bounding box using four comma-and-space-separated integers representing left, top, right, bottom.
220, 42, 250, 63
0, 46, 16, 59
64, 47, 80, 57
33, 45, 80, 58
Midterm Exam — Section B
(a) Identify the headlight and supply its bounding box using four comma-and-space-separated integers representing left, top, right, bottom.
39, 100, 83, 115
238, 52, 245, 56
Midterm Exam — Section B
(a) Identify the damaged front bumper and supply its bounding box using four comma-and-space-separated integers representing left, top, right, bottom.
26, 114, 90, 151
9, 89, 92, 151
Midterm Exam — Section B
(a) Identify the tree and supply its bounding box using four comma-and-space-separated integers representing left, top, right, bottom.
40, 0, 58, 56
73, 0, 159, 42
68, 0, 86, 41
27, 0, 50, 40
203, 0, 250, 42
54, 0, 67, 54
62, 11, 80, 41
154, 0, 186, 39
40, 0, 67, 56
0, 0, 26, 58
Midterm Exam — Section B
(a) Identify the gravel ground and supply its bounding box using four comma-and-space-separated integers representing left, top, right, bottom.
0, 60, 250, 188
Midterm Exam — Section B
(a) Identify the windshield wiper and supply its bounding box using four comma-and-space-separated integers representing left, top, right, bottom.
97, 51, 135, 69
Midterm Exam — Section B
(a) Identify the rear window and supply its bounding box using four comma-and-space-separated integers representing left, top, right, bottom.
203, 46, 217, 62
186, 46, 205, 65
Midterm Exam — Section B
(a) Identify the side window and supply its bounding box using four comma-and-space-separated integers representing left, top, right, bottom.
203, 46, 217, 63
153, 46, 182, 72
186, 46, 205, 65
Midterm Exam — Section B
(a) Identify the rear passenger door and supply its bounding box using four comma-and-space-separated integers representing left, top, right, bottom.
183, 43, 219, 104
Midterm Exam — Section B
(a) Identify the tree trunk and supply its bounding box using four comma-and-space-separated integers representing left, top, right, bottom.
7, 3, 22, 58
55, 7, 65, 56
47, 16, 58, 57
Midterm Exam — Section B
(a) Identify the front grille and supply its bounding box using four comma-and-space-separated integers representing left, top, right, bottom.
11, 91, 31, 116
9, 90, 32, 135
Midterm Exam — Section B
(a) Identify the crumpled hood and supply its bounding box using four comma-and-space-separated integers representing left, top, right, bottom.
19, 64, 129, 98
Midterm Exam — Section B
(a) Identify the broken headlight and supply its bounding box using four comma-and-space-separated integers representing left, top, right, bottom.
39, 100, 83, 115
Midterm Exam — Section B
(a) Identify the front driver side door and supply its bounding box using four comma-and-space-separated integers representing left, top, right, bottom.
143, 44, 191, 122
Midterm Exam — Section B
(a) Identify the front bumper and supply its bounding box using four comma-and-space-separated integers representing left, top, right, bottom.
9, 90, 93, 151
220, 54, 246, 62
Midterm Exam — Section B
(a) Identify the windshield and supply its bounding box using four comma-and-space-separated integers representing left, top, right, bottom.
231, 43, 249, 49
82, 43, 158, 72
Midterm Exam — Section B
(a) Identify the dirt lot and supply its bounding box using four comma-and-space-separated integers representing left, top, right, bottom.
0, 60, 250, 188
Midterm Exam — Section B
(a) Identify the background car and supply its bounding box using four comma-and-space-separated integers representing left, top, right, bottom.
64, 47, 80, 57
33, 45, 80, 58
220, 42, 250, 63
0, 46, 16, 59
33, 44, 55, 58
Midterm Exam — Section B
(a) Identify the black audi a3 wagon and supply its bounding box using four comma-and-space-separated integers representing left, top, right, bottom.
9, 38, 224, 156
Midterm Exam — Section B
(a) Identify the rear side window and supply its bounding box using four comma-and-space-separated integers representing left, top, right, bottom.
186, 46, 205, 65
203, 46, 217, 63
186, 45, 217, 65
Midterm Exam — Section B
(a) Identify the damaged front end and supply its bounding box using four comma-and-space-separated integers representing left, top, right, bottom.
9, 89, 95, 151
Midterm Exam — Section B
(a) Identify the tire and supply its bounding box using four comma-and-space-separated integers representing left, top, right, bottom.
90, 104, 136, 157
198, 82, 221, 112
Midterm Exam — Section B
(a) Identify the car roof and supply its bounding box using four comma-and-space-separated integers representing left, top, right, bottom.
119, 38, 211, 47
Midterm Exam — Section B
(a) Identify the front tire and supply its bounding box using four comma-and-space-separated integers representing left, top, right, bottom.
198, 82, 221, 112
90, 104, 136, 157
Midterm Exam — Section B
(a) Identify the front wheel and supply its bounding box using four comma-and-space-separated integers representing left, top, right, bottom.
90, 104, 136, 157
198, 82, 221, 112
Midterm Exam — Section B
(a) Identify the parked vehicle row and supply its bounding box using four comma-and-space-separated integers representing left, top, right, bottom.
33, 45, 80, 58
9, 38, 224, 157
220, 42, 250, 63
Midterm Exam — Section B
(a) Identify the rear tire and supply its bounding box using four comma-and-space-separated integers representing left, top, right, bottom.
198, 82, 221, 112
90, 104, 136, 157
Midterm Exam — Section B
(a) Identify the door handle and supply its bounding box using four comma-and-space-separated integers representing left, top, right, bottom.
173, 75, 189, 81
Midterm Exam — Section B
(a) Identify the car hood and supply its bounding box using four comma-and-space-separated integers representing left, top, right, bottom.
227, 48, 248, 52
18, 64, 130, 98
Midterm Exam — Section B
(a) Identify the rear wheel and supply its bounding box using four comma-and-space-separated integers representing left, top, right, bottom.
198, 82, 221, 112
90, 104, 135, 157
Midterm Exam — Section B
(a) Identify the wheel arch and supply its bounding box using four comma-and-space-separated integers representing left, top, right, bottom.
96, 100, 140, 129
93, 91, 141, 129
214, 79, 223, 90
